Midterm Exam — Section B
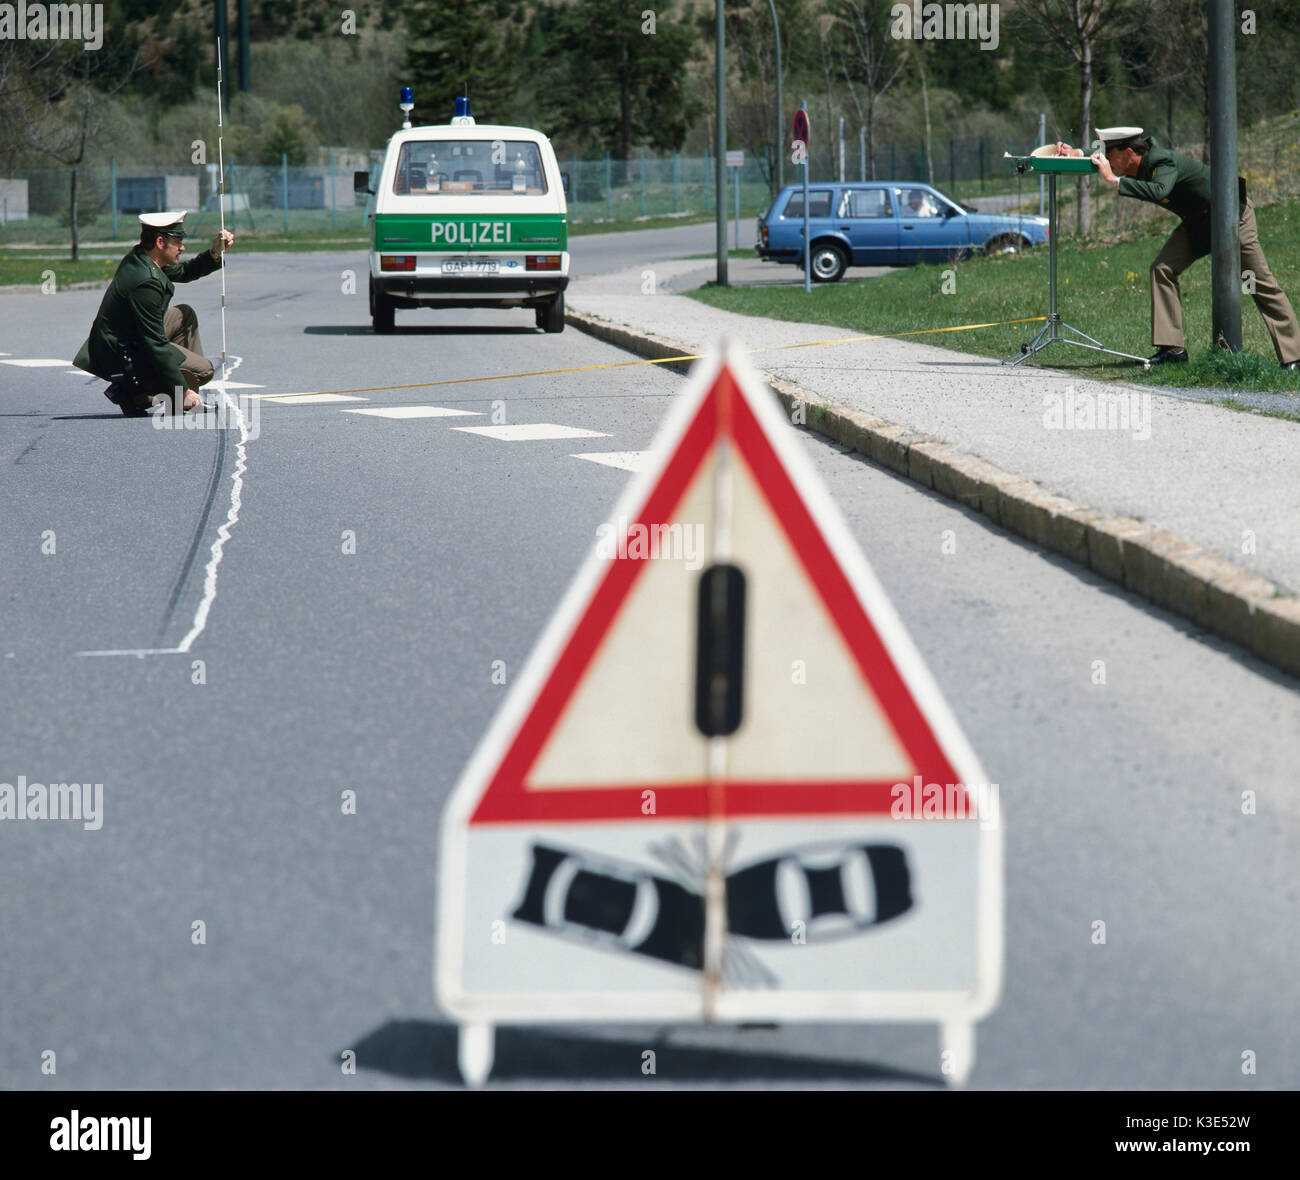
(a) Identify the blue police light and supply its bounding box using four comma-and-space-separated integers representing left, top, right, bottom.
454, 96, 471, 119
401, 86, 414, 105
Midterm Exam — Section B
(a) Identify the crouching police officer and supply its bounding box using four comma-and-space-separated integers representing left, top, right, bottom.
1056, 126, 1300, 369
74, 211, 234, 415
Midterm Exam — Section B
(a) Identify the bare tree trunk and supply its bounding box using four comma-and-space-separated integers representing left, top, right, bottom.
867, 96, 876, 179
916, 48, 933, 185
1076, 40, 1093, 235
69, 161, 79, 261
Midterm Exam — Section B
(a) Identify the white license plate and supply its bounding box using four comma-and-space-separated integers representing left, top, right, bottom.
441, 259, 499, 275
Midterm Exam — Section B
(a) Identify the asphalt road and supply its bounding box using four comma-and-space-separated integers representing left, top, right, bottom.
1, 231, 1297, 1089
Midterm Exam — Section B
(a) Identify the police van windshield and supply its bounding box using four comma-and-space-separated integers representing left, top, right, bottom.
392, 140, 547, 195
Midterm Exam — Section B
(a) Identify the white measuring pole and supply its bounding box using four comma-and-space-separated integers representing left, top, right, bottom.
215, 39, 229, 389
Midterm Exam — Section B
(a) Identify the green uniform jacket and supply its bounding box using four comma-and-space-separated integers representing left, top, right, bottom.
73, 245, 219, 388
1117, 146, 1246, 257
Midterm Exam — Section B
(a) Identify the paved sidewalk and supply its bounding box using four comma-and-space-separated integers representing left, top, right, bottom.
569, 262, 1300, 596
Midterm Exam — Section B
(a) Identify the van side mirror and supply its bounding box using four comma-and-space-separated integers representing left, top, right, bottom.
561, 171, 570, 195
353, 170, 373, 194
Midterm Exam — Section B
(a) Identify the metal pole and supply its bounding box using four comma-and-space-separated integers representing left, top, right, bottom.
733, 165, 739, 249
802, 101, 810, 294
214, 0, 229, 114
715, 0, 727, 286
110, 156, 117, 238
1048, 173, 1057, 320
640, 148, 646, 217
1038, 113, 1046, 216
1209, 0, 1242, 351
673, 150, 679, 212
859, 126, 865, 181
238, 0, 250, 92
839, 115, 845, 182
330, 150, 337, 229
572, 154, 579, 219
281, 152, 289, 231
768, 0, 782, 193
604, 151, 611, 220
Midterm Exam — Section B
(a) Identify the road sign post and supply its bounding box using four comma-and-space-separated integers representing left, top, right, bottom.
726, 149, 744, 250
436, 345, 1003, 1088
792, 106, 811, 293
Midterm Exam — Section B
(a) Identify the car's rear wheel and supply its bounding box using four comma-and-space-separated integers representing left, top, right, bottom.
809, 243, 848, 283
983, 234, 1030, 257
370, 279, 395, 334
536, 292, 565, 333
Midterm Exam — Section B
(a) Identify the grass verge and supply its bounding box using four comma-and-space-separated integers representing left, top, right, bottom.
687, 198, 1300, 393
0, 256, 119, 287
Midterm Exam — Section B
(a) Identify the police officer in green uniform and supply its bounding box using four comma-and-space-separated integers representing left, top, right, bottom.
1056, 127, 1300, 368
73, 211, 235, 415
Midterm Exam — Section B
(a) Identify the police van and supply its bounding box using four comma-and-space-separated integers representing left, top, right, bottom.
356, 93, 569, 333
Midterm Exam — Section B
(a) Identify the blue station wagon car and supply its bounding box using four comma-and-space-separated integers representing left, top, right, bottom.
756, 181, 1050, 281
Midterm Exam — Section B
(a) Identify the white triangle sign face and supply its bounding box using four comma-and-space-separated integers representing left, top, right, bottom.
436, 345, 1002, 1080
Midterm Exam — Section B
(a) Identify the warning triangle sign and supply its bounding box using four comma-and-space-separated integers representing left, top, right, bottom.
464, 347, 977, 824
436, 345, 1003, 1086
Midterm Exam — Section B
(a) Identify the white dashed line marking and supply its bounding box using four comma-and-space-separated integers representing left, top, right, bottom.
1, 358, 72, 367
571, 451, 651, 472
342, 405, 483, 419
258, 393, 368, 405
453, 423, 610, 441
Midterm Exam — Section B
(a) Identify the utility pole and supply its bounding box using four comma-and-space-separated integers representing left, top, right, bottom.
767, 0, 782, 193
716, 0, 727, 286
1208, 0, 1241, 351
238, 0, 250, 93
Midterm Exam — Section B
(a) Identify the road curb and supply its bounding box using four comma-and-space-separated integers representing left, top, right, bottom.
565, 307, 1300, 680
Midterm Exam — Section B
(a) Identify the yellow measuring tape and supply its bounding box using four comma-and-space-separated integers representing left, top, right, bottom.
254, 315, 1048, 400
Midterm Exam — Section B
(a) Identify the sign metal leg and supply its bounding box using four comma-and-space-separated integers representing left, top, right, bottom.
1003, 170, 1151, 369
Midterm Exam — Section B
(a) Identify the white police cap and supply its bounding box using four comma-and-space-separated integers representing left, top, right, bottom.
138, 210, 188, 237
1095, 126, 1144, 148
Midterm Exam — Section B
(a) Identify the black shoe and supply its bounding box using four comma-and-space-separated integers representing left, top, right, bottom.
103, 381, 123, 405
1148, 347, 1188, 365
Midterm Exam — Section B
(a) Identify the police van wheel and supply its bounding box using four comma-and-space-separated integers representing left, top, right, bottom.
372, 294, 395, 334
537, 293, 565, 333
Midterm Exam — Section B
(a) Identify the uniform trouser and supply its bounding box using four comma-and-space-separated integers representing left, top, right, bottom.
1150, 198, 1300, 363
161, 304, 215, 393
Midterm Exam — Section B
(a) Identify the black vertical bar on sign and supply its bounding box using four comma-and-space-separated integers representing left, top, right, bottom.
694, 564, 746, 737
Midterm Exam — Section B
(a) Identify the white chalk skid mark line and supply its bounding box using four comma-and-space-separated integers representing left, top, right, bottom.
342, 405, 483, 419
205, 379, 263, 391
2, 358, 72, 367
174, 385, 250, 652
77, 647, 184, 657
78, 360, 253, 660
258, 393, 367, 404
453, 423, 610, 441
571, 451, 651, 472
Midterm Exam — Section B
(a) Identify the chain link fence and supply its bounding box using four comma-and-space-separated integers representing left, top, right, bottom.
7, 130, 1293, 247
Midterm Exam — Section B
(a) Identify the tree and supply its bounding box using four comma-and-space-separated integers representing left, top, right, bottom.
834, 0, 905, 180
402, 0, 525, 126
0, 38, 138, 260
1015, 0, 1145, 234
543, 0, 699, 169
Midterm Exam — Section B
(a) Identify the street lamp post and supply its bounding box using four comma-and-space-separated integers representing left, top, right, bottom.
768, 0, 782, 193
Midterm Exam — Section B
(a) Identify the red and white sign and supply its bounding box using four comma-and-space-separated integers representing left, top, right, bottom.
792, 108, 810, 148
436, 346, 1002, 1086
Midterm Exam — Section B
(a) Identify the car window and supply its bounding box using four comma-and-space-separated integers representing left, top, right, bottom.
895, 187, 947, 218
783, 189, 832, 218
839, 189, 892, 218
392, 140, 547, 195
